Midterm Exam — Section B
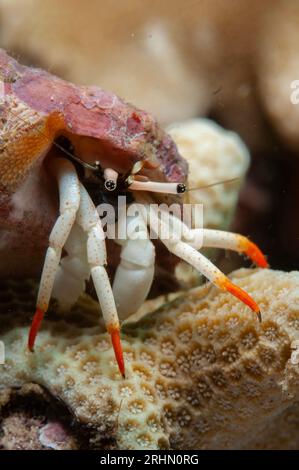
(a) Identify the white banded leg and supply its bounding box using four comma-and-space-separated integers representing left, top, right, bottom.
76, 183, 125, 377
52, 223, 90, 309
159, 212, 268, 268
184, 228, 268, 268
147, 206, 262, 320
113, 206, 155, 320
29, 158, 80, 351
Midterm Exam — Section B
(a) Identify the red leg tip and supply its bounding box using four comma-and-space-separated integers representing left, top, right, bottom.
219, 278, 262, 321
109, 327, 125, 379
28, 307, 45, 352
241, 239, 269, 268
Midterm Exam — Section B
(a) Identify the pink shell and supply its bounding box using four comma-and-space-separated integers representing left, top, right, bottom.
0, 49, 187, 183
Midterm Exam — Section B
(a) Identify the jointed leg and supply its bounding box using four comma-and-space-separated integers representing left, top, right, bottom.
163, 212, 268, 268
155, 207, 268, 269
189, 229, 268, 268
28, 158, 80, 350
76, 183, 125, 377
169, 239, 261, 320
148, 206, 262, 320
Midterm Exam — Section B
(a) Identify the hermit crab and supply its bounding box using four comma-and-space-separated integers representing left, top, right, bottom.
0, 49, 268, 378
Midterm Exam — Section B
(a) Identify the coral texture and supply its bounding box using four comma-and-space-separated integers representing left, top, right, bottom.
168, 119, 249, 230
0, 269, 298, 449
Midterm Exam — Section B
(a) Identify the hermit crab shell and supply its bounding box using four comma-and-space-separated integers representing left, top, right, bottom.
0, 49, 187, 192
0, 49, 187, 279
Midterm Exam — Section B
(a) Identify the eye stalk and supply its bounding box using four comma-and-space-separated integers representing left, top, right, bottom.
127, 178, 186, 195
104, 168, 118, 191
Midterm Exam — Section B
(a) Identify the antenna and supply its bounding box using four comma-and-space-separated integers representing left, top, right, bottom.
186, 177, 240, 192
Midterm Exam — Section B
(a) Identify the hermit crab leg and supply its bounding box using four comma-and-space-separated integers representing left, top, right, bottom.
28, 158, 80, 351
52, 222, 90, 310
147, 206, 262, 321
153, 213, 268, 268
113, 206, 155, 321
190, 229, 268, 268
76, 182, 125, 378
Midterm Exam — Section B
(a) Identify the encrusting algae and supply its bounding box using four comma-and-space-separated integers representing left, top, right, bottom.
0, 268, 298, 449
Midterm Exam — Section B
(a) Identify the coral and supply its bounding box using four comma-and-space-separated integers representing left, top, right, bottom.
168, 119, 249, 230
0, 268, 298, 449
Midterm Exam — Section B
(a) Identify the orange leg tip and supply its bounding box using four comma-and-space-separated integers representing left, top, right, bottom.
109, 327, 126, 379
219, 278, 261, 321
243, 240, 269, 269
28, 307, 45, 352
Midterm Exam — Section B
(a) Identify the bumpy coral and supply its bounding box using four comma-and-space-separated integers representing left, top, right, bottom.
168, 118, 249, 229
0, 268, 298, 449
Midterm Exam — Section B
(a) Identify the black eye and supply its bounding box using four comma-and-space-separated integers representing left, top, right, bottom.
104, 180, 117, 191
177, 183, 186, 194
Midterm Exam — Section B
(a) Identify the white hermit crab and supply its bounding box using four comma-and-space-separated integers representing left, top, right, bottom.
0, 50, 268, 377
